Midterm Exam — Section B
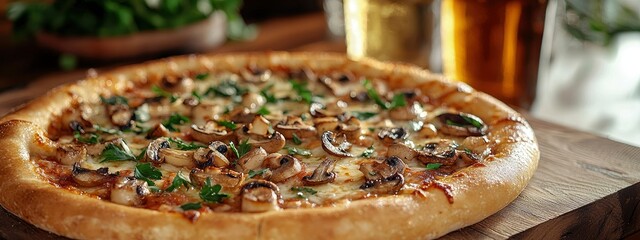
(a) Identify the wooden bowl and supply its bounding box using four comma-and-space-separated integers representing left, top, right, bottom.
35, 11, 227, 60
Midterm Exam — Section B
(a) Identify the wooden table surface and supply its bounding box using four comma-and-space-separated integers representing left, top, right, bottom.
2, 13, 640, 240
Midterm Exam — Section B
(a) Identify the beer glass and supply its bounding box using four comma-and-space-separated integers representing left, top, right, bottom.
344, 0, 434, 68
441, 0, 548, 108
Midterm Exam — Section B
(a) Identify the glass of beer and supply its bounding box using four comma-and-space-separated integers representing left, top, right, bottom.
344, 0, 435, 68
440, 0, 548, 108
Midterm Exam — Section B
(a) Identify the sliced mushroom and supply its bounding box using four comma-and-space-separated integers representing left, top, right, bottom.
241, 92, 266, 110
159, 148, 196, 168
56, 144, 87, 165
418, 123, 438, 138
248, 132, 286, 154
62, 106, 93, 132
238, 147, 268, 172
389, 102, 424, 121
386, 143, 418, 162
302, 159, 336, 186
247, 115, 270, 136
191, 104, 222, 126
377, 127, 408, 144
190, 122, 236, 143
359, 157, 407, 194
146, 123, 170, 139
110, 176, 149, 206
145, 137, 170, 163
436, 112, 487, 137
309, 101, 346, 118
240, 180, 281, 213
228, 107, 257, 124
160, 75, 195, 93
337, 116, 362, 141
262, 153, 283, 169
321, 131, 353, 158
193, 141, 231, 168
313, 117, 339, 134
71, 163, 114, 187
417, 140, 458, 165
275, 116, 317, 139
108, 104, 133, 127
269, 155, 303, 183
190, 167, 244, 188
241, 65, 272, 83
182, 97, 200, 107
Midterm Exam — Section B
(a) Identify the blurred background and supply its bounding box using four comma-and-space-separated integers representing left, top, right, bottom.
1, 0, 639, 147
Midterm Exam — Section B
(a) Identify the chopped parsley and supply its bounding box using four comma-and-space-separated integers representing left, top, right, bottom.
136, 148, 148, 161
363, 80, 407, 110
352, 111, 377, 120
217, 120, 237, 130
191, 90, 203, 101
151, 85, 179, 103
73, 132, 99, 144
165, 171, 192, 192
291, 187, 317, 199
205, 80, 246, 97
248, 169, 267, 178
286, 147, 312, 157
100, 95, 128, 105
199, 178, 229, 203
360, 146, 375, 158
461, 115, 484, 129
260, 84, 278, 103
169, 138, 205, 150
162, 113, 190, 132
292, 133, 303, 145
134, 163, 162, 186
256, 105, 270, 116
180, 202, 202, 211
229, 140, 251, 158
194, 73, 210, 81
425, 163, 442, 170
100, 142, 136, 162
290, 80, 313, 103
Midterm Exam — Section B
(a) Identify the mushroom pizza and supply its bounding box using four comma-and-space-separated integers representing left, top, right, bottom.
0, 53, 539, 239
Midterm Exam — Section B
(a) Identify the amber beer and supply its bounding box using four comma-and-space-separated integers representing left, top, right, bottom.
441, 0, 547, 108
344, 0, 434, 68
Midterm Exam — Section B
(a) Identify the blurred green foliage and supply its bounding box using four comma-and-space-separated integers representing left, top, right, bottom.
564, 0, 640, 45
6, 0, 256, 40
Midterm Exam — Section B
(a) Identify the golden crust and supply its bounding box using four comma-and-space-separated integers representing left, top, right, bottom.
0, 52, 539, 239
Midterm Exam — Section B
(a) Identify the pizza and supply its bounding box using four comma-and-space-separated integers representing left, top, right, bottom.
0, 52, 539, 239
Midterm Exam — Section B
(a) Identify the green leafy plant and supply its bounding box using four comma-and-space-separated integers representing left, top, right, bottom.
7, 0, 254, 41
564, 0, 640, 44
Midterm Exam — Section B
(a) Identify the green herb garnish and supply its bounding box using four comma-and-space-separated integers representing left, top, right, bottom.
180, 202, 202, 211
425, 163, 442, 170
100, 143, 136, 162
169, 138, 205, 150
191, 90, 203, 101
134, 163, 162, 186
217, 120, 237, 130
100, 95, 128, 105
360, 146, 375, 158
200, 178, 229, 203
286, 147, 312, 157
292, 133, 303, 145
352, 111, 377, 120
461, 115, 484, 129
205, 80, 246, 97
165, 171, 192, 192
256, 105, 270, 116
291, 187, 317, 198
290, 80, 313, 103
162, 113, 190, 132
229, 139, 251, 158
73, 131, 99, 144
248, 169, 267, 178
363, 80, 407, 110
195, 73, 210, 81
151, 85, 179, 103
260, 84, 278, 103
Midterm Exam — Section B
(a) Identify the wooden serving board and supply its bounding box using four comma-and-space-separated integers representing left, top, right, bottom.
1, 113, 639, 239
